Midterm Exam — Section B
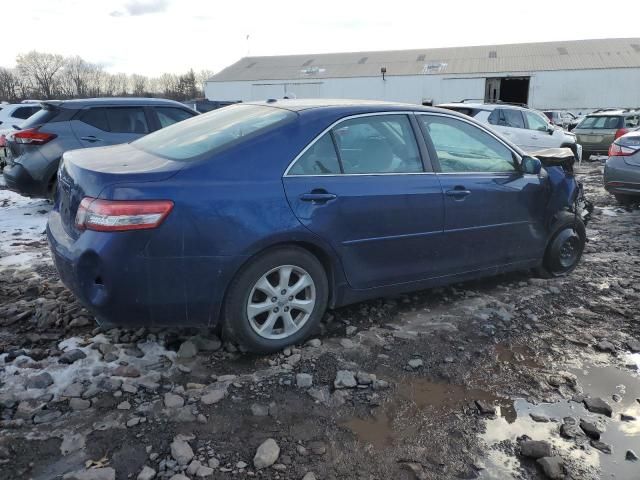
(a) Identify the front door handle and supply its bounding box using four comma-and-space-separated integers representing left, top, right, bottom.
81, 136, 103, 143
300, 192, 337, 203
446, 187, 471, 199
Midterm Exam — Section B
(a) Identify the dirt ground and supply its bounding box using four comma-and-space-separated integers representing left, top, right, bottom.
1, 164, 639, 480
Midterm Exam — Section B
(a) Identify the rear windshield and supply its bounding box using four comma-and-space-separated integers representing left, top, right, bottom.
133, 104, 295, 161
20, 107, 60, 128
577, 115, 623, 130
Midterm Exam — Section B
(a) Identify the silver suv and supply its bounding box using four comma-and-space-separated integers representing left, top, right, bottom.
437, 102, 582, 161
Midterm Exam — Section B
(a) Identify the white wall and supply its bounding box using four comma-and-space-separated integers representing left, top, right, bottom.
205, 68, 640, 111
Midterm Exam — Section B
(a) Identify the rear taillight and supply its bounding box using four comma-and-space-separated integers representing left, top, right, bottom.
75, 198, 174, 232
614, 128, 629, 140
608, 143, 636, 157
12, 127, 57, 145
0, 135, 5, 147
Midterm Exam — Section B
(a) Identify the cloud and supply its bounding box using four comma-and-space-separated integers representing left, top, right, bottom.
110, 0, 170, 17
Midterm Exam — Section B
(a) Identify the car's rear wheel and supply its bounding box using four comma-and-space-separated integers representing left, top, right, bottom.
537, 215, 586, 278
222, 246, 328, 353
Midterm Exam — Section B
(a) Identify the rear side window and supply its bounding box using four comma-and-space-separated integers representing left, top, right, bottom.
107, 108, 148, 134
13, 106, 39, 119
420, 115, 516, 173
80, 108, 109, 131
288, 133, 341, 175
333, 115, 422, 174
133, 104, 294, 161
155, 107, 196, 129
488, 108, 525, 129
20, 107, 62, 128
577, 116, 623, 129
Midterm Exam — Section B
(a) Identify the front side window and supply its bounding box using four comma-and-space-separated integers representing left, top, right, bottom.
488, 109, 525, 129
419, 115, 516, 173
134, 104, 294, 161
524, 111, 549, 132
155, 107, 196, 129
288, 133, 341, 175
332, 115, 422, 174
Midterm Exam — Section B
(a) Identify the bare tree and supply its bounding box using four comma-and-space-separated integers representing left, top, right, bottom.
196, 69, 214, 97
130, 74, 147, 96
0, 67, 19, 102
16, 51, 65, 99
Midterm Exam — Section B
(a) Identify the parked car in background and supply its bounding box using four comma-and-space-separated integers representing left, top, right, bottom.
604, 129, 640, 204
0, 103, 41, 128
437, 102, 582, 161
543, 110, 581, 131
3, 98, 197, 199
48, 100, 588, 353
182, 98, 238, 113
573, 109, 640, 160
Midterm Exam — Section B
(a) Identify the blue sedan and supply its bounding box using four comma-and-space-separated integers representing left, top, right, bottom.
47, 100, 587, 353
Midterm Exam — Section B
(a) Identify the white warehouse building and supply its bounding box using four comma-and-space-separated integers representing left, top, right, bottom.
205, 38, 640, 111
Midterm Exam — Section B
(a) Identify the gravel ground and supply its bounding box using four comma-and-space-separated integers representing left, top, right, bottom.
1, 164, 639, 480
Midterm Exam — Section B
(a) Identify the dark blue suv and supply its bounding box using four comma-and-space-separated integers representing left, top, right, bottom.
3, 97, 197, 199
47, 100, 587, 353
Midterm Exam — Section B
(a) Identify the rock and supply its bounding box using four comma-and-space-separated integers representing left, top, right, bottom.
113, 365, 140, 378
253, 438, 280, 469
195, 465, 214, 477
168, 476, 190, 480
69, 317, 91, 328
530, 413, 550, 423
583, 397, 613, 417
407, 358, 423, 369
170, 437, 194, 465
580, 418, 603, 439
296, 373, 313, 388
26, 372, 54, 389
547, 376, 564, 387
334, 370, 357, 389
560, 422, 584, 439
626, 450, 639, 461
306, 339, 321, 347
208, 458, 220, 468
137, 466, 156, 480
346, 326, 357, 336
612, 394, 622, 402
591, 440, 612, 454
62, 382, 85, 398
201, 387, 227, 405
307, 441, 327, 455
302, 473, 317, 480
536, 456, 564, 479
595, 340, 616, 353
61, 433, 86, 456
236, 461, 247, 469
372, 379, 390, 390
251, 403, 269, 416
356, 371, 374, 385
475, 400, 496, 415
339, 338, 354, 348
187, 460, 202, 475
520, 440, 552, 459
164, 393, 185, 409
626, 339, 640, 352
34, 410, 62, 424
177, 340, 198, 359
63, 468, 116, 480
70, 398, 91, 411
286, 353, 302, 366
191, 335, 222, 352
117, 401, 131, 410
59, 349, 87, 364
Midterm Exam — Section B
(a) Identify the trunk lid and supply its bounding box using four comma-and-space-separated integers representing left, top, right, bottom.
58, 143, 184, 237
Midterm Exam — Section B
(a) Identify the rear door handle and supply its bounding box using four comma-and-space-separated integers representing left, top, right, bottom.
300, 192, 337, 203
446, 188, 471, 199
81, 136, 103, 143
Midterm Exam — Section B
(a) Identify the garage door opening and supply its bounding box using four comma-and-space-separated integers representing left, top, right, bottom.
485, 77, 530, 105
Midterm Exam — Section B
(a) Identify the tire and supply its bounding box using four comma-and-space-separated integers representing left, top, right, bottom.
47, 175, 58, 203
537, 214, 586, 278
582, 151, 594, 162
222, 246, 328, 354
614, 193, 635, 206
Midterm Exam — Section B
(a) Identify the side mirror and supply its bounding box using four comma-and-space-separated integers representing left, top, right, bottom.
547, 125, 555, 134
522, 156, 542, 175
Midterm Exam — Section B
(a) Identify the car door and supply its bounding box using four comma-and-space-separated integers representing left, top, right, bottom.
283, 112, 446, 289
70, 107, 111, 147
523, 111, 557, 150
487, 108, 529, 149
417, 113, 548, 272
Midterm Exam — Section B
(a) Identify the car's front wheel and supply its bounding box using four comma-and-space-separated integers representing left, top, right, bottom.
538, 215, 586, 278
223, 246, 328, 353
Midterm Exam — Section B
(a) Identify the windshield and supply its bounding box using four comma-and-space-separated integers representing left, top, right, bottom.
133, 104, 295, 161
577, 115, 623, 130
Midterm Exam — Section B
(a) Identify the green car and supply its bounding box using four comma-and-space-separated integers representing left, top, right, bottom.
573, 109, 640, 160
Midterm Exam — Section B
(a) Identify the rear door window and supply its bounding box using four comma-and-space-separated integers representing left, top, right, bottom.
288, 133, 341, 175
106, 107, 149, 134
79, 108, 109, 131
155, 107, 197, 129
488, 109, 525, 129
332, 115, 422, 174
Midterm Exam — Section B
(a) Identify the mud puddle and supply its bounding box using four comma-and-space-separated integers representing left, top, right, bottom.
480, 358, 640, 479
344, 376, 515, 449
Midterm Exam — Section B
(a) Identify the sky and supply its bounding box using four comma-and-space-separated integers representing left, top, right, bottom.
2, 0, 640, 77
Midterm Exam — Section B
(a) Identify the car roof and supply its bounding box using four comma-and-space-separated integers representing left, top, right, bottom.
437, 102, 530, 112
244, 98, 439, 113
586, 110, 639, 117
43, 97, 191, 109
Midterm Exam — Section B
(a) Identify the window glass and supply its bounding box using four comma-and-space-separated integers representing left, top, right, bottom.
420, 115, 516, 173
133, 104, 294, 161
13, 107, 39, 120
332, 115, 422, 174
156, 107, 196, 129
577, 115, 623, 130
79, 108, 109, 131
502, 109, 525, 128
106, 108, 148, 134
524, 111, 549, 131
625, 115, 639, 128
289, 133, 340, 175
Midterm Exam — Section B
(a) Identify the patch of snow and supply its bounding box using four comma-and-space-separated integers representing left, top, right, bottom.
0, 185, 52, 268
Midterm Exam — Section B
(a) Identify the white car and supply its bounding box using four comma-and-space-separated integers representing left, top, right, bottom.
437, 102, 582, 161
0, 103, 41, 129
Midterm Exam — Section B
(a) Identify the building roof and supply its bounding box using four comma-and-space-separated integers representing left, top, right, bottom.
208, 38, 640, 82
